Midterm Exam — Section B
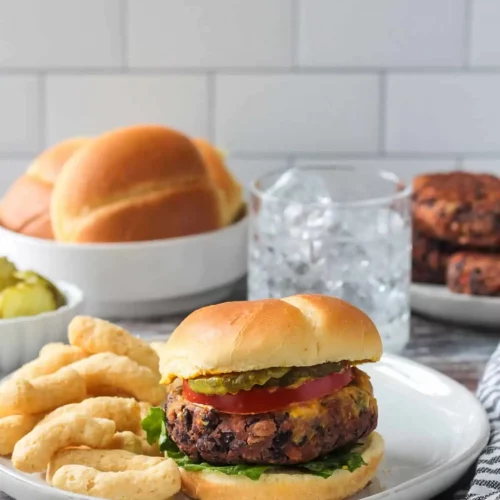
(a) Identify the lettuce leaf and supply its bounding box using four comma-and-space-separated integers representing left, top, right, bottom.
142, 407, 366, 481
142, 407, 166, 446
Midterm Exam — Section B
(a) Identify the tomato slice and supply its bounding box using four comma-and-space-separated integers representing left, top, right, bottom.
182, 368, 353, 414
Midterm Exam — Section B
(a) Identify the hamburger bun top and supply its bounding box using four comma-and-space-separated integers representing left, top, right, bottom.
0, 137, 89, 239
50, 125, 226, 243
192, 138, 243, 225
160, 294, 382, 383
27, 137, 90, 184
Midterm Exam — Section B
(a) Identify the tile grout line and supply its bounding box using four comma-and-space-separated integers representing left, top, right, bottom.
120, 0, 130, 71
291, 0, 300, 68
463, 0, 474, 68
378, 72, 387, 155
219, 151, 500, 160
37, 73, 46, 151
4, 67, 500, 76
0, 151, 499, 162
207, 73, 216, 142
0, 153, 35, 160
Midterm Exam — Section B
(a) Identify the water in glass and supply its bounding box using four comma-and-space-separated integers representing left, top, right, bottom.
248, 166, 412, 353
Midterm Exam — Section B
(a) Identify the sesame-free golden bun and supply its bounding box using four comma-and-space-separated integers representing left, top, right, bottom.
192, 138, 243, 225
160, 294, 383, 384
179, 432, 384, 500
50, 125, 232, 243
0, 137, 89, 239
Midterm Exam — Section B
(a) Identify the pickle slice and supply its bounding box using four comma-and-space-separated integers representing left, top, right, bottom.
188, 367, 290, 395
187, 361, 348, 395
0, 257, 17, 292
14, 270, 66, 308
276, 362, 347, 388
0, 283, 57, 319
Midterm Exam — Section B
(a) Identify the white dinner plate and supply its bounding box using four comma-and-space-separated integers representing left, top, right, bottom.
411, 282, 500, 327
0, 353, 489, 500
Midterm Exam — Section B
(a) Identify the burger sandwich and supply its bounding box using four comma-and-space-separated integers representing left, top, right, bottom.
143, 294, 384, 500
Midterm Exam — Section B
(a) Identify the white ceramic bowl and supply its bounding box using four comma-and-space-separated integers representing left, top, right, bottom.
0, 281, 84, 373
0, 217, 248, 319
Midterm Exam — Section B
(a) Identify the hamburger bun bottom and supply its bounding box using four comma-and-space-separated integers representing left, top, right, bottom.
179, 431, 384, 500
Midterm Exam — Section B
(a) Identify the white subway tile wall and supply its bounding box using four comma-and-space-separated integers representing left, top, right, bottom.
229, 158, 289, 197
0, 159, 29, 196
292, 158, 457, 184
128, 0, 293, 68
0, 0, 122, 68
298, 0, 466, 67
470, 0, 500, 67
387, 74, 500, 154
0, 76, 39, 153
46, 75, 209, 145
215, 74, 379, 153
0, 0, 499, 191
460, 159, 500, 175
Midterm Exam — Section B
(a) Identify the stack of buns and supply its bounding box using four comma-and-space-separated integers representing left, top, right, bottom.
0, 125, 243, 244
412, 171, 500, 296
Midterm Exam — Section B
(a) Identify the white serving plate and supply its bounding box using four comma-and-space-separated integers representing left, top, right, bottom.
411, 282, 500, 327
0, 217, 248, 319
0, 281, 84, 373
0, 353, 489, 500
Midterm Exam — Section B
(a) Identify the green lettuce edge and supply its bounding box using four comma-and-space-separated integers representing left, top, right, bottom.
141, 407, 366, 481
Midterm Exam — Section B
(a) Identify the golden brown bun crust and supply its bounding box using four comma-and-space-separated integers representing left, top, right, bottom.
192, 138, 243, 225
74, 184, 222, 243
27, 137, 89, 184
0, 138, 89, 239
51, 125, 226, 243
160, 294, 382, 383
180, 432, 384, 500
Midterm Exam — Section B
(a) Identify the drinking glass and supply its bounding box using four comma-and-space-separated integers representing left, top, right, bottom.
248, 165, 412, 353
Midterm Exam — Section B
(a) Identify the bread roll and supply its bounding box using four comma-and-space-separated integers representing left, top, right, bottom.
51, 125, 229, 243
192, 138, 243, 225
179, 432, 384, 500
160, 294, 382, 383
0, 138, 88, 239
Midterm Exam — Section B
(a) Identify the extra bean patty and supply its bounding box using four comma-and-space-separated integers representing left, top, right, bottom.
447, 252, 500, 296
412, 172, 500, 247
412, 229, 454, 284
165, 367, 377, 465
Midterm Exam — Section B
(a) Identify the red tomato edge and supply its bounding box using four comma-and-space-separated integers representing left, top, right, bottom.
182, 368, 353, 414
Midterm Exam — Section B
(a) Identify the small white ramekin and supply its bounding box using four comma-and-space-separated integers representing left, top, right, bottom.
0, 281, 84, 373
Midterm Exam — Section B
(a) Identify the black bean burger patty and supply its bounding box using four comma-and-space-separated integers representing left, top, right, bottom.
412, 229, 454, 284
165, 367, 377, 465
412, 172, 500, 247
447, 251, 500, 296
